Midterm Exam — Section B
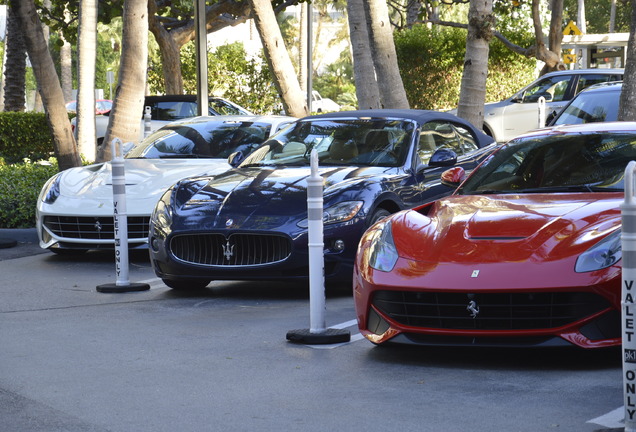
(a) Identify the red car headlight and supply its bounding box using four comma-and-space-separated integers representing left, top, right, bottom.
367, 220, 399, 272
575, 229, 622, 273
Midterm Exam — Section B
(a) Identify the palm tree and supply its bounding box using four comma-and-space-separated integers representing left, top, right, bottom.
456, 0, 494, 129
364, 0, 409, 108
76, 0, 98, 162
4, 2, 26, 112
98, 0, 149, 162
249, 0, 307, 117
10, 0, 81, 171
346, 0, 380, 109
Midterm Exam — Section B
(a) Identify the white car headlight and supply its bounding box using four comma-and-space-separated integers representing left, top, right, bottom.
40, 174, 62, 204
575, 229, 622, 273
297, 200, 363, 228
367, 219, 399, 272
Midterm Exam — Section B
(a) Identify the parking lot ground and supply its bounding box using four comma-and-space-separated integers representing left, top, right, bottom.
0, 239, 627, 432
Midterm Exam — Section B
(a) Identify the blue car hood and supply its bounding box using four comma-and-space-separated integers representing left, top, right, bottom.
176, 165, 391, 230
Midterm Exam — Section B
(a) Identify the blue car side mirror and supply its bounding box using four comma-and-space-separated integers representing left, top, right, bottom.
429, 148, 458, 167
228, 151, 245, 167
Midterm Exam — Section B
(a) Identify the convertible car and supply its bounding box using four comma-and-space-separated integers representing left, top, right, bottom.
148, 109, 495, 289
37, 115, 296, 253
353, 122, 633, 349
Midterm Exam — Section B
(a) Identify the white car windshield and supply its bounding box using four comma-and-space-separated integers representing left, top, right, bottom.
125, 121, 273, 159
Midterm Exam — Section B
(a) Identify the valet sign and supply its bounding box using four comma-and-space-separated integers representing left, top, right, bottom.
622, 160, 636, 432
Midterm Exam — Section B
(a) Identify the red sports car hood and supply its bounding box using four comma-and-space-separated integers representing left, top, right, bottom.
392, 193, 622, 264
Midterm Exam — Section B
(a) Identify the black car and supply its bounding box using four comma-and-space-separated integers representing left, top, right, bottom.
148, 109, 496, 290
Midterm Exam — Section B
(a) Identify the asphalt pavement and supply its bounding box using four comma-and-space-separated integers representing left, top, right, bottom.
0, 228, 46, 261
0, 227, 627, 432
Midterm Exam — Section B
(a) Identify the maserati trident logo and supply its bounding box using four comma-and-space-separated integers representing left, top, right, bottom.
222, 240, 234, 261
94, 221, 103, 232
467, 300, 480, 318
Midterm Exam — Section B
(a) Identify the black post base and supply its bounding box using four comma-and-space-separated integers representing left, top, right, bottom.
96, 282, 151, 293
286, 328, 351, 345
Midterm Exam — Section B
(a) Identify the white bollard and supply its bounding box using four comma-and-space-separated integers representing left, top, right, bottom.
622, 160, 636, 432
285, 149, 350, 344
537, 96, 546, 128
307, 149, 326, 333
144, 106, 152, 138
96, 138, 149, 293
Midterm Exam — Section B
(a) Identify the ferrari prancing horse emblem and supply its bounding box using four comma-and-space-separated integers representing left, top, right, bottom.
467, 300, 480, 318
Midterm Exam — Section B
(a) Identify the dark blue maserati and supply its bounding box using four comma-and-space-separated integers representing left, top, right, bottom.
148, 109, 496, 289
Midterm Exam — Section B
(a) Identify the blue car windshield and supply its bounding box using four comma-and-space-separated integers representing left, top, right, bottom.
125, 120, 272, 159
238, 119, 415, 168
458, 131, 636, 194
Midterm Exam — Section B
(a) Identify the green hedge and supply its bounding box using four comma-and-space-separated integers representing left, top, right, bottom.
0, 158, 58, 228
0, 112, 56, 164
395, 25, 537, 111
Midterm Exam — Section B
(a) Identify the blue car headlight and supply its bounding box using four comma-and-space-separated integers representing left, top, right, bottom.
297, 200, 363, 228
575, 229, 622, 273
151, 188, 175, 230
40, 174, 62, 204
367, 219, 399, 272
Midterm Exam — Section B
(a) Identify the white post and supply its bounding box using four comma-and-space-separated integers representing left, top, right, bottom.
144, 106, 152, 138
111, 138, 130, 286
538, 96, 546, 128
96, 138, 150, 293
285, 148, 349, 344
622, 160, 636, 432
307, 149, 326, 333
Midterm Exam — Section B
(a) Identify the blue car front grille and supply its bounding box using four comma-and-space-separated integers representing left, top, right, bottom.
169, 233, 292, 267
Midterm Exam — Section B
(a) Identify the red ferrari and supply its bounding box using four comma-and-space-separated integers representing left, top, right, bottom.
353, 122, 634, 348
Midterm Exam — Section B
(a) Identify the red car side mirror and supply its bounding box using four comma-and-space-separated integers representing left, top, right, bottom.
441, 166, 466, 188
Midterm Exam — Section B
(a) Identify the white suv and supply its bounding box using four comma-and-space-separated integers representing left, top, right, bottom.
481, 69, 623, 142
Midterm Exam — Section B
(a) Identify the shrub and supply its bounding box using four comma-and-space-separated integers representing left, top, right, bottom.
0, 112, 56, 164
0, 158, 58, 228
395, 25, 536, 111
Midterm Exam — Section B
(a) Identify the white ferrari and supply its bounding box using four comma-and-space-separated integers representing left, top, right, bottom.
36, 115, 296, 254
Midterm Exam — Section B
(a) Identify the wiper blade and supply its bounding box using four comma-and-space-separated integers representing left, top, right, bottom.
159, 154, 204, 159
515, 185, 595, 193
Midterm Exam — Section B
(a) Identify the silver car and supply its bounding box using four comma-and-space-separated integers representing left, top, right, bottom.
481, 68, 623, 142
549, 81, 621, 126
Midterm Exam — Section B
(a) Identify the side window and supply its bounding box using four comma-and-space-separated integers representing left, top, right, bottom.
522, 75, 572, 103
151, 101, 180, 120
453, 124, 479, 155
418, 121, 468, 164
210, 100, 242, 115
576, 74, 622, 94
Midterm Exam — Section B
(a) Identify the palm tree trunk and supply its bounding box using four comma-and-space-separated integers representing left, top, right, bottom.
346, 0, 380, 109
98, 0, 149, 162
10, 0, 81, 170
4, 2, 26, 112
249, 0, 307, 117
456, 0, 494, 129
364, 0, 409, 109
77, 0, 98, 162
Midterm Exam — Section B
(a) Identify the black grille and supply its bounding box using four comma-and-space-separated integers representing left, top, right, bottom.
170, 233, 292, 266
372, 290, 610, 331
43, 216, 150, 240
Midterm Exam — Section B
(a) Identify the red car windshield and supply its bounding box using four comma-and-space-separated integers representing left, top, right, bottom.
458, 131, 636, 194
